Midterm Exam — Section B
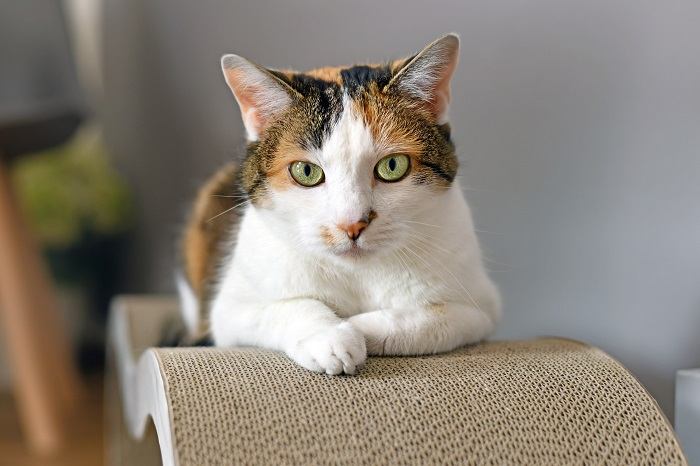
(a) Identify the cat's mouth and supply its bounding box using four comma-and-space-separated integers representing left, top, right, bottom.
319, 225, 375, 258
333, 241, 370, 259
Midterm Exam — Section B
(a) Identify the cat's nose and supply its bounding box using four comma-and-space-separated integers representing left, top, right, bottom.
337, 219, 369, 241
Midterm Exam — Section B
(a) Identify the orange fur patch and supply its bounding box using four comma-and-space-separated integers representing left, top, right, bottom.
304, 63, 396, 84
319, 226, 336, 246
305, 66, 345, 84
352, 93, 425, 160
265, 138, 310, 190
182, 162, 240, 335
350, 84, 456, 188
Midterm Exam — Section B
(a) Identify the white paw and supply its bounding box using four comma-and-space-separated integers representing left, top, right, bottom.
288, 322, 367, 375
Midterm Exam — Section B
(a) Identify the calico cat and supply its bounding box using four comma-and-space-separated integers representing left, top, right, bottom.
177, 34, 501, 375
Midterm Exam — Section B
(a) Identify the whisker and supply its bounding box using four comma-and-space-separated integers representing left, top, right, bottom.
394, 248, 431, 306
484, 267, 511, 274
428, 184, 497, 193
207, 200, 251, 222
408, 231, 512, 272
212, 194, 249, 199
404, 239, 482, 312
392, 249, 410, 278
404, 220, 443, 229
402, 230, 452, 256
474, 228, 503, 235
482, 255, 515, 269
400, 243, 463, 304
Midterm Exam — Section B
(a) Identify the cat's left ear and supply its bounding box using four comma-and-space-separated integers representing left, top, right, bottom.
385, 33, 460, 124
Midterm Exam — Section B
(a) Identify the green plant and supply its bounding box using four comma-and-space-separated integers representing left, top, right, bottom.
12, 126, 132, 249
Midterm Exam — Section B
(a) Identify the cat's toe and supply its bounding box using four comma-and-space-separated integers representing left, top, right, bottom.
332, 322, 367, 374
313, 349, 344, 375
289, 322, 366, 375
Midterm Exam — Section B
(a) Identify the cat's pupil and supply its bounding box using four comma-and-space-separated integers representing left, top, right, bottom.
304, 164, 311, 177
388, 158, 397, 171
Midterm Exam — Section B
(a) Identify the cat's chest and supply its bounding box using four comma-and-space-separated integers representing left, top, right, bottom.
296, 258, 434, 317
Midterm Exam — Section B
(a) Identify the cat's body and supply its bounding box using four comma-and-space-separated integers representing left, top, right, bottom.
178, 34, 501, 374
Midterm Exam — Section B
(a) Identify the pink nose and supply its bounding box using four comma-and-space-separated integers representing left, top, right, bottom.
337, 220, 369, 241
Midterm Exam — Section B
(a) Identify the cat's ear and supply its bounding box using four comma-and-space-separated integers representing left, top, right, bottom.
386, 33, 460, 124
221, 54, 300, 141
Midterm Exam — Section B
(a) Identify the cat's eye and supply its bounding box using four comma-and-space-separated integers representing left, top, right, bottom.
374, 154, 410, 182
289, 161, 324, 187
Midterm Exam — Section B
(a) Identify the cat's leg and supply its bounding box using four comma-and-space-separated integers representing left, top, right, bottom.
347, 303, 497, 355
210, 297, 366, 375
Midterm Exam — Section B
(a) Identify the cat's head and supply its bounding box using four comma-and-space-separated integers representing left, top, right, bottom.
222, 34, 460, 262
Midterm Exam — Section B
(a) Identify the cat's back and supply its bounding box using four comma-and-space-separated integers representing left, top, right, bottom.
179, 162, 241, 334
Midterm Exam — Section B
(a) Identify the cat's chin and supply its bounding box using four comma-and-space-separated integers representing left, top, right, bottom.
336, 245, 368, 258
330, 243, 373, 260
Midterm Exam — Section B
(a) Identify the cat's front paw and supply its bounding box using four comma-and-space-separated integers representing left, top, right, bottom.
347, 311, 393, 355
288, 322, 367, 375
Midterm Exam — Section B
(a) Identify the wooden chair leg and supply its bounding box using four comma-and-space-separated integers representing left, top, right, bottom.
0, 160, 82, 455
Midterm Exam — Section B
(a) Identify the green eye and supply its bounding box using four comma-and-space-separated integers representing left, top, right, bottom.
289, 161, 324, 187
375, 154, 410, 182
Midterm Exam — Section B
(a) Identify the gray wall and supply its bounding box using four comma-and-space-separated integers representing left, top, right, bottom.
103, 0, 700, 419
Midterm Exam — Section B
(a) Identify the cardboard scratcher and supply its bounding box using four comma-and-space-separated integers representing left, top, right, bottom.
106, 295, 686, 466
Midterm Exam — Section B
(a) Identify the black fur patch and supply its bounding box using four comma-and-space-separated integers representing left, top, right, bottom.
419, 160, 455, 182
292, 75, 344, 150
272, 71, 344, 150
341, 65, 392, 96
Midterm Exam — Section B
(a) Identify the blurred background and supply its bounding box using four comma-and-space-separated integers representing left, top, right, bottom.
0, 0, 698, 462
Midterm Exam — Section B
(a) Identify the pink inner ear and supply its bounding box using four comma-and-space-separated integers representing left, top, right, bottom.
426, 40, 459, 123
224, 68, 266, 139
429, 58, 457, 124
389, 35, 460, 124
222, 63, 292, 141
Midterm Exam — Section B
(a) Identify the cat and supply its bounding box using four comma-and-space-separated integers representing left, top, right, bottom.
177, 33, 501, 375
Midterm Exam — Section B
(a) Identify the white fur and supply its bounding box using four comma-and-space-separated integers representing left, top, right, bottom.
176, 272, 199, 335
203, 101, 501, 375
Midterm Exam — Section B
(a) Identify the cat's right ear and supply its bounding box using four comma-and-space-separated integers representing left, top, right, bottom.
385, 34, 460, 125
221, 55, 300, 141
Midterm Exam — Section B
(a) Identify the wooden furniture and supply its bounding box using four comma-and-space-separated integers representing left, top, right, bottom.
0, 2, 85, 454
0, 158, 82, 454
